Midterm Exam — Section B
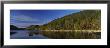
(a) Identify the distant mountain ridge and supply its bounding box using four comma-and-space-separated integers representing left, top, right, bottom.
27, 10, 101, 30
10, 25, 25, 30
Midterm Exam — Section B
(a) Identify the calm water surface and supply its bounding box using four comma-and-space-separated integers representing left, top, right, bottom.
10, 30, 101, 39
10, 30, 48, 39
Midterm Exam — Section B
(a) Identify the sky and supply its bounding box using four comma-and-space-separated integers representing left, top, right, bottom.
10, 10, 81, 28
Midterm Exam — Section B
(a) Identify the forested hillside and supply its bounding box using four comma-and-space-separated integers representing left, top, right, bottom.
27, 10, 101, 30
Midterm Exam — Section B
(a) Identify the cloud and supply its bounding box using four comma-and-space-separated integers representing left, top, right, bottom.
11, 15, 39, 22
10, 15, 45, 28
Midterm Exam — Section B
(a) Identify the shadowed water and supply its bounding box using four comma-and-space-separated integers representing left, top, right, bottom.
10, 30, 48, 39
10, 30, 101, 39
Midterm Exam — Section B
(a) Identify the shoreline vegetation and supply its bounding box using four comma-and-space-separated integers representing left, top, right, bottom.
40, 30, 101, 32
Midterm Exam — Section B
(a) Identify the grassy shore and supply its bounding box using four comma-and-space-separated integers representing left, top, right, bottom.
40, 30, 101, 32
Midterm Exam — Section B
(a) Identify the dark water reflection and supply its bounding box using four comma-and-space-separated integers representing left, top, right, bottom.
10, 30, 48, 39
10, 30, 101, 39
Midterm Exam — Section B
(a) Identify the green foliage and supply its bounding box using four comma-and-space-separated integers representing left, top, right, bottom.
27, 10, 101, 30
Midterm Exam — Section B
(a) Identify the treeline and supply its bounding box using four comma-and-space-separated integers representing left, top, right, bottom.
10, 25, 25, 30
27, 10, 101, 30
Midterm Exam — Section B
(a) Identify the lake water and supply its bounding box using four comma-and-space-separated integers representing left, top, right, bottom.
10, 30, 101, 39
10, 30, 49, 39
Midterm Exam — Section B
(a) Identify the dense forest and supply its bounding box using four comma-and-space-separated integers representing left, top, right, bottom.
27, 10, 101, 30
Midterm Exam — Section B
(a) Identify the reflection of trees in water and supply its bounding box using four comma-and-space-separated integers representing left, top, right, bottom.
41, 31, 101, 39
10, 32, 17, 35
28, 30, 41, 36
